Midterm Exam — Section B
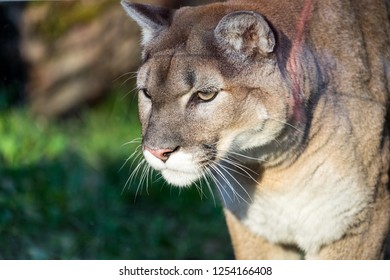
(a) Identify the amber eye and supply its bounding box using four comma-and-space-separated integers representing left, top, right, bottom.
197, 91, 218, 102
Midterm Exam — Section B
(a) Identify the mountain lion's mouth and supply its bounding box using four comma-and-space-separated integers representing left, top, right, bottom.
143, 148, 207, 187
161, 168, 203, 187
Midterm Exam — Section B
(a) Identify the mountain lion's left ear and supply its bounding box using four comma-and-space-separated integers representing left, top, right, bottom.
121, 0, 174, 45
214, 11, 275, 63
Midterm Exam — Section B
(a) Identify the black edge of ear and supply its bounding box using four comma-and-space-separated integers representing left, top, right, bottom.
214, 11, 275, 64
121, 0, 174, 45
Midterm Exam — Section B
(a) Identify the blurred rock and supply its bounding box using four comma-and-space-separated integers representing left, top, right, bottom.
17, 0, 217, 118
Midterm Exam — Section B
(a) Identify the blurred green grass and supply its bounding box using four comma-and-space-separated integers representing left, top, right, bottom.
0, 89, 233, 259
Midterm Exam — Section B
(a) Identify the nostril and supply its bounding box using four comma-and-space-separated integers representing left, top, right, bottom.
144, 146, 180, 162
162, 151, 172, 158
163, 147, 179, 158
162, 146, 180, 159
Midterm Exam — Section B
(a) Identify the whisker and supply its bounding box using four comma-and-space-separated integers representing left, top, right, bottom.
114, 70, 138, 82
141, 162, 150, 189
217, 154, 256, 172
208, 164, 239, 202
205, 168, 228, 207
122, 157, 146, 197
119, 144, 142, 172
136, 161, 150, 199
201, 172, 216, 206
120, 87, 139, 101
224, 151, 259, 161
218, 149, 270, 165
212, 163, 251, 204
267, 116, 304, 134
120, 74, 138, 88
271, 136, 282, 147
147, 165, 155, 195
153, 173, 164, 184
193, 180, 206, 200
121, 138, 142, 147
215, 157, 258, 185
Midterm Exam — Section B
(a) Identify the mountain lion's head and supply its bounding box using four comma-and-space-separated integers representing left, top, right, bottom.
122, 1, 306, 187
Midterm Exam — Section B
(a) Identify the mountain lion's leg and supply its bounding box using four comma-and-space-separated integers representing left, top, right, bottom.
224, 209, 301, 260
307, 194, 390, 260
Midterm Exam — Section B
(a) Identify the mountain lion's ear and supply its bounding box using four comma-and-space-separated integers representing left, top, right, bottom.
121, 0, 174, 45
214, 11, 275, 63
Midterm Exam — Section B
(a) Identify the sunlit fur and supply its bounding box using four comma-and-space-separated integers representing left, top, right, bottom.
121, 0, 390, 260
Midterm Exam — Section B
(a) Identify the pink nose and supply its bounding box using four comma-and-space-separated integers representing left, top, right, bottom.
144, 146, 177, 162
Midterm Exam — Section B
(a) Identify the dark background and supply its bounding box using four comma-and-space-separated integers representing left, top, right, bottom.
0, 0, 233, 260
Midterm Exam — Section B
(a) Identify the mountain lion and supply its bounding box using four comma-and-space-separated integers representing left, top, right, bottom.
121, 0, 390, 259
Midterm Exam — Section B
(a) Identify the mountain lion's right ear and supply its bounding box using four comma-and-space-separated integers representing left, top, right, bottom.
214, 11, 275, 64
121, 0, 174, 45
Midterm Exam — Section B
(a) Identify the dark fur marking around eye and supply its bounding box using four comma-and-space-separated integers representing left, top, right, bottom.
139, 88, 151, 99
184, 70, 196, 88
142, 52, 151, 64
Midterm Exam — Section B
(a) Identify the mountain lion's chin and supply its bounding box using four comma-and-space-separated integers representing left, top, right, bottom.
161, 169, 203, 187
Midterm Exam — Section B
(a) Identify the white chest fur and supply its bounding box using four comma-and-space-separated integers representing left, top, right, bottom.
221, 158, 370, 255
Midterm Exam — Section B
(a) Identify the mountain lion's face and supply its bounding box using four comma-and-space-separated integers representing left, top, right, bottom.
123, 2, 300, 187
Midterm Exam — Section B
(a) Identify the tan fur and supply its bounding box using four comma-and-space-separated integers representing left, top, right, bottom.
122, 0, 390, 259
